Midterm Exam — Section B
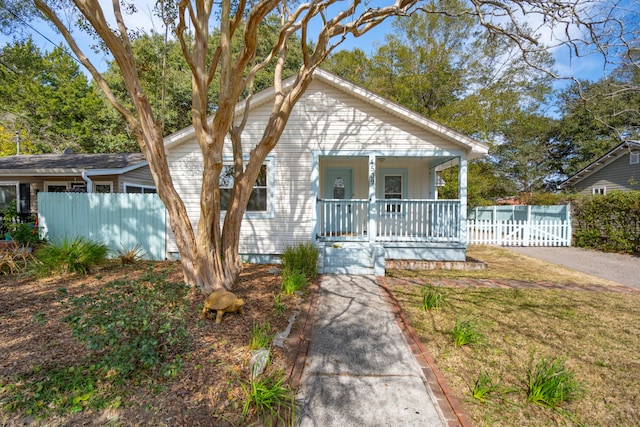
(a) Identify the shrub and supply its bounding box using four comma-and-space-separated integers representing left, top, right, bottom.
117, 243, 146, 265
63, 270, 190, 378
571, 191, 640, 254
32, 237, 109, 275
280, 241, 319, 281
527, 357, 582, 407
281, 268, 308, 295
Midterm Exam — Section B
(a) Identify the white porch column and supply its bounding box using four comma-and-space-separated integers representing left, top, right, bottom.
368, 154, 377, 243
458, 153, 468, 246
429, 166, 437, 199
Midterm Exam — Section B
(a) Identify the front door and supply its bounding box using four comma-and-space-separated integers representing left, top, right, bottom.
324, 168, 353, 235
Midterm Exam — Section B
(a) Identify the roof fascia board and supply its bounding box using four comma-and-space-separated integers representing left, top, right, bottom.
0, 161, 148, 177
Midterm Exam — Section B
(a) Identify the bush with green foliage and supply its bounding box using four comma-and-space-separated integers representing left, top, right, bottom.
280, 241, 319, 281
32, 237, 109, 275
571, 191, 640, 254
63, 269, 190, 377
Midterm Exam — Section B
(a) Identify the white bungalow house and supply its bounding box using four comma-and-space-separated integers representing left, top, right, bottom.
164, 69, 489, 275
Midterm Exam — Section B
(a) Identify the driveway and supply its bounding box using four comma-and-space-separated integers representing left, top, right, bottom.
505, 246, 640, 290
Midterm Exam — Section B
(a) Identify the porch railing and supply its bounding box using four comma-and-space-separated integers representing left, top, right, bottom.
317, 199, 369, 241
317, 198, 462, 243
376, 199, 460, 242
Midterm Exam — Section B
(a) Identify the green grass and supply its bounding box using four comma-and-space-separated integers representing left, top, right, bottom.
281, 268, 308, 295
527, 357, 583, 407
421, 285, 445, 310
250, 322, 273, 350
387, 248, 640, 426
452, 318, 483, 347
280, 241, 319, 281
273, 292, 286, 316
242, 370, 294, 426
471, 371, 495, 402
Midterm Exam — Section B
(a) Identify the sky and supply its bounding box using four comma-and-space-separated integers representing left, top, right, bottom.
0, 1, 611, 87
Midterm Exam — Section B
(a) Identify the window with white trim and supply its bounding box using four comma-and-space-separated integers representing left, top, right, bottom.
384, 174, 403, 213
0, 182, 18, 211
124, 183, 156, 193
94, 182, 113, 193
592, 187, 606, 195
220, 164, 268, 212
630, 152, 639, 165
43, 181, 87, 192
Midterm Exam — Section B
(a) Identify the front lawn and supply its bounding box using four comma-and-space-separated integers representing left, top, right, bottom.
387, 245, 640, 426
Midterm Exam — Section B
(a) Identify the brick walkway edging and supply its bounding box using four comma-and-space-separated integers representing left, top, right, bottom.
287, 277, 321, 390
378, 276, 473, 427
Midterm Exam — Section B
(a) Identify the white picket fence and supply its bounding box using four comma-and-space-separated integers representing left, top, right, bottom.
467, 219, 572, 247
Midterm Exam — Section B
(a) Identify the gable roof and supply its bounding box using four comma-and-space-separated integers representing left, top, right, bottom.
0, 153, 148, 176
558, 140, 640, 189
164, 68, 489, 158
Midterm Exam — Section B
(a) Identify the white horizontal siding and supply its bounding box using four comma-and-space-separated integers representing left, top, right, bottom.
167, 78, 459, 256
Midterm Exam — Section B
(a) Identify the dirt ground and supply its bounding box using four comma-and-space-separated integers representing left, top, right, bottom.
0, 261, 303, 426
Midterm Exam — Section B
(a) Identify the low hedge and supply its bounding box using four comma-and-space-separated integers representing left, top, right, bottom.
571, 191, 640, 254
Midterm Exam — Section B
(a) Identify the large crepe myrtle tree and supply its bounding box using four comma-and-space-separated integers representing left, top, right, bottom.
22, 0, 617, 294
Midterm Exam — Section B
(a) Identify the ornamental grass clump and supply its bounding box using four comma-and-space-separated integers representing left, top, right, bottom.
472, 371, 496, 402
452, 318, 484, 347
281, 241, 319, 281
527, 357, 583, 407
241, 370, 295, 426
33, 237, 109, 275
421, 285, 445, 310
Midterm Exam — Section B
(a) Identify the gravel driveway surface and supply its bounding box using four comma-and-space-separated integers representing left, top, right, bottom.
505, 246, 640, 290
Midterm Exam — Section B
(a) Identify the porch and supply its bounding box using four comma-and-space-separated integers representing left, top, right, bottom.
312, 152, 470, 274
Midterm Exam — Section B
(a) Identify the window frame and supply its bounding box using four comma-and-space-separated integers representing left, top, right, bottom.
0, 181, 19, 212
93, 181, 113, 193
220, 157, 274, 219
630, 152, 639, 165
378, 168, 408, 214
123, 182, 157, 194
592, 186, 606, 195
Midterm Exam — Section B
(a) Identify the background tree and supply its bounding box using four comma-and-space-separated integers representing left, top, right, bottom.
0, 38, 105, 153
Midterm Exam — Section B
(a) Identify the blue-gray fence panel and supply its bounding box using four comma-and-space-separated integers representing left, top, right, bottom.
37, 193, 167, 260
470, 205, 569, 222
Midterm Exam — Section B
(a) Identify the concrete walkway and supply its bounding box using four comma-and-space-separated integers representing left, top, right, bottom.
294, 275, 460, 427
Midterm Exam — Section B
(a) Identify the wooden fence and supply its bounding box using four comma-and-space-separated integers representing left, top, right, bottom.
38, 193, 167, 260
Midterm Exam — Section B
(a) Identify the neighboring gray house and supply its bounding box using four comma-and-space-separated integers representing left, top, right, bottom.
0, 152, 155, 214
163, 69, 489, 273
559, 141, 640, 195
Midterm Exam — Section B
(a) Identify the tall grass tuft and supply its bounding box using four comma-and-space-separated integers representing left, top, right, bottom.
527, 357, 582, 407
281, 268, 307, 295
421, 285, 445, 310
472, 371, 495, 402
280, 241, 319, 281
32, 237, 109, 275
250, 322, 273, 350
241, 370, 295, 426
452, 318, 484, 347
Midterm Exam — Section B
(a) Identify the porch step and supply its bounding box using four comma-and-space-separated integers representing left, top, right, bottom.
320, 243, 384, 275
